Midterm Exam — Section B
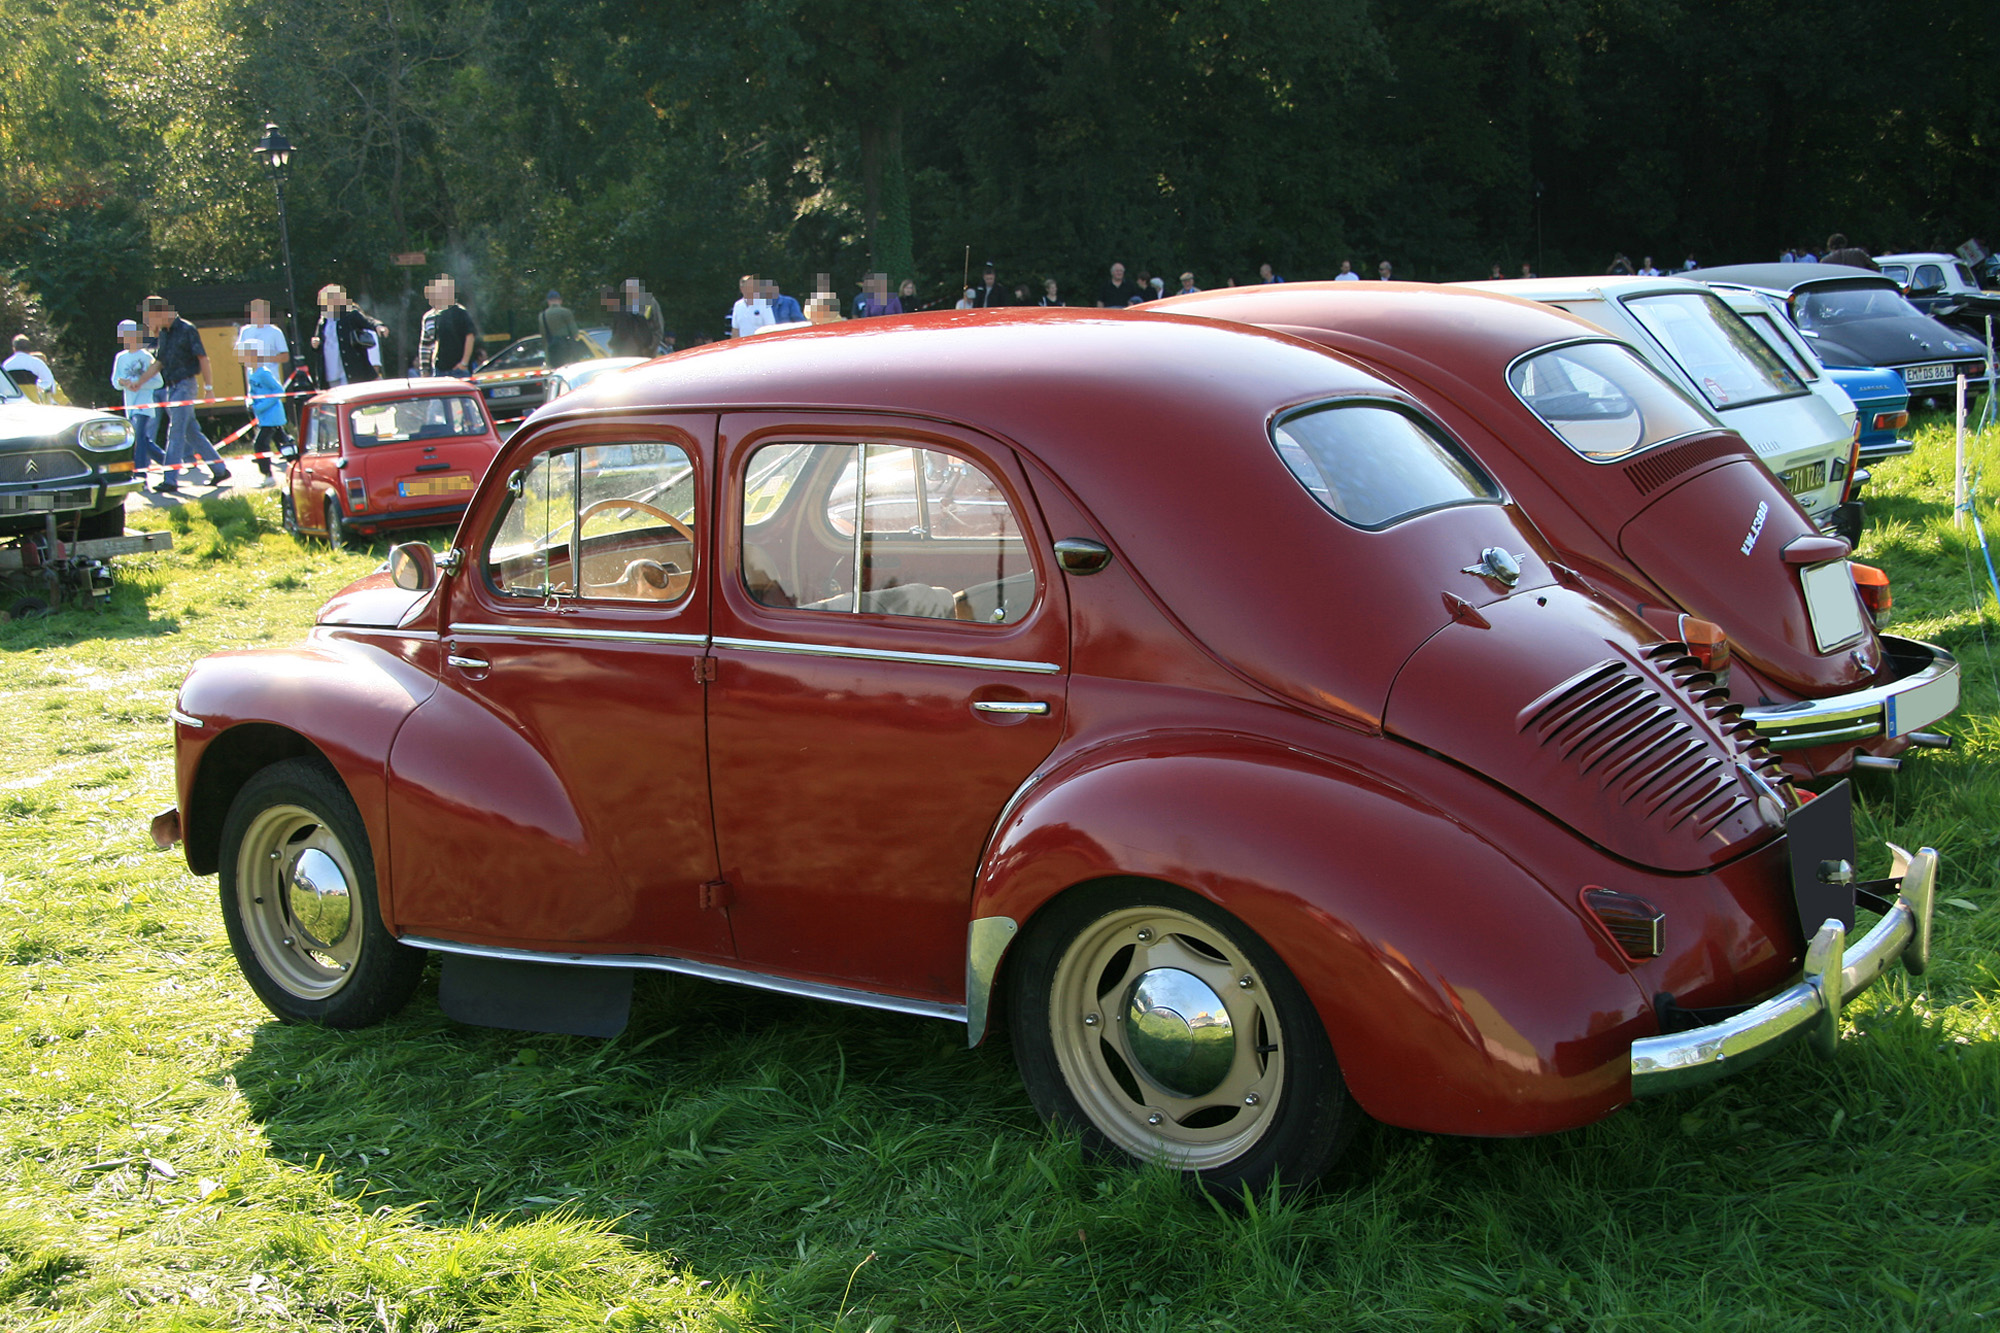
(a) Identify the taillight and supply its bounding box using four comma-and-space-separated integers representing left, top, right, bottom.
1872, 410, 1909, 432
1581, 888, 1665, 960
1677, 615, 1731, 675
1850, 562, 1892, 628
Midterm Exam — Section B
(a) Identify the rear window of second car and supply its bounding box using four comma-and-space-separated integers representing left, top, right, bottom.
1508, 340, 1717, 461
1620, 291, 1807, 410
1272, 403, 1501, 529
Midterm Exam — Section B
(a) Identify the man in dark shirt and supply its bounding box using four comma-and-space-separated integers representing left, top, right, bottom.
417, 275, 476, 377
1822, 233, 1880, 272
974, 262, 1008, 307
141, 295, 229, 492
1096, 262, 1136, 308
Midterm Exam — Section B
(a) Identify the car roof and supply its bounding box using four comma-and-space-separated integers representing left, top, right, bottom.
1457, 274, 1717, 304
312, 376, 484, 407
1686, 263, 1898, 294
1873, 252, 1959, 266
541, 307, 1405, 443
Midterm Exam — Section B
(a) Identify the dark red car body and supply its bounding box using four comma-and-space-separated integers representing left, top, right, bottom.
284, 377, 503, 545
1154, 283, 1960, 782
162, 310, 1938, 1191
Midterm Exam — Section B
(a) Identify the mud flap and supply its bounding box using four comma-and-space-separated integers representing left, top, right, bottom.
437, 953, 633, 1038
1787, 780, 1858, 935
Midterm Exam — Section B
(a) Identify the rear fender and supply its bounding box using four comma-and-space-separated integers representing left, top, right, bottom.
972, 737, 1655, 1136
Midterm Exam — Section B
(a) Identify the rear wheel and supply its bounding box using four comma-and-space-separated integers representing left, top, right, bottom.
1008, 883, 1357, 1196
217, 758, 424, 1027
324, 496, 347, 551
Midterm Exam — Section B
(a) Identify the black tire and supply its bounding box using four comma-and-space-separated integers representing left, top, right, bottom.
5, 595, 51, 621
1008, 882, 1358, 1196
217, 758, 425, 1027
75, 504, 125, 540
324, 496, 347, 551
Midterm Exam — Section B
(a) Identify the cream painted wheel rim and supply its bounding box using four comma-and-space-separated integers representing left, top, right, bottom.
233, 802, 363, 1000
1047, 905, 1284, 1168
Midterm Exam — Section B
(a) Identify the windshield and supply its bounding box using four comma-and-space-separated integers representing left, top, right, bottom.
1507, 341, 1717, 461
1271, 403, 1501, 529
1794, 284, 1923, 329
0, 369, 20, 401
1621, 291, 1807, 410
348, 394, 488, 445
481, 338, 545, 372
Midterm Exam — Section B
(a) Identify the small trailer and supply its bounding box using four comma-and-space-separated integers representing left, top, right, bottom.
0, 513, 172, 619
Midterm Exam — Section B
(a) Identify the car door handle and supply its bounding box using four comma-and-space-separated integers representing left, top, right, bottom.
972, 700, 1049, 715
448, 653, 489, 670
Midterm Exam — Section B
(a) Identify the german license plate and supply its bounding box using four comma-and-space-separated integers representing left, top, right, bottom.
1800, 560, 1865, 653
1780, 462, 1827, 495
1901, 362, 1955, 385
490, 385, 522, 398
398, 475, 474, 498
1885, 670, 1959, 737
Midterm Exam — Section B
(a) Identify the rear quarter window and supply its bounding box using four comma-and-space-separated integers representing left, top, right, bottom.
1272, 403, 1500, 529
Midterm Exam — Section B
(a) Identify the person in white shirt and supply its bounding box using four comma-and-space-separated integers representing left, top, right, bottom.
4, 334, 58, 399
235, 299, 289, 372
1333, 260, 1360, 281
111, 319, 164, 469
729, 275, 775, 337
1637, 256, 1662, 277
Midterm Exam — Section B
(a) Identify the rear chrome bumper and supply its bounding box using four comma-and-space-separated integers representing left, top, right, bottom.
1630, 844, 1936, 1095
1745, 637, 1958, 750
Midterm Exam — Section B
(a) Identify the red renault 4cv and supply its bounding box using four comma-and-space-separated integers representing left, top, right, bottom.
1154, 283, 1960, 783
155, 311, 1939, 1195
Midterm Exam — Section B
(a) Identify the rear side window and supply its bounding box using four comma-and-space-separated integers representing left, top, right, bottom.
1272, 404, 1500, 529
1508, 341, 1716, 461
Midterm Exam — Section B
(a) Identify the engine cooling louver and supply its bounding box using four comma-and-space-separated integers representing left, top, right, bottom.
1517, 644, 1783, 840
1623, 436, 1735, 496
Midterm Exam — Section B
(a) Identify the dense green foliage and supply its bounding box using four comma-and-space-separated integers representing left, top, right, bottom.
0, 420, 1996, 1327
4, 0, 2000, 388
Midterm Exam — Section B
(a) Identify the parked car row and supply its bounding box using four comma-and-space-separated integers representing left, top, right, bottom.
168, 297, 1948, 1195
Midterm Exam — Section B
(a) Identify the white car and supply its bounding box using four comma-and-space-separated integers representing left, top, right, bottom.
1462, 276, 1857, 539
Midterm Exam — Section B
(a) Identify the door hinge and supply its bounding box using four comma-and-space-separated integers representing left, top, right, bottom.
693, 655, 717, 683
699, 878, 733, 910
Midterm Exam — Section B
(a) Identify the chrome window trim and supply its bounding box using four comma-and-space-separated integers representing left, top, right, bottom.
451, 621, 708, 648
400, 935, 967, 1024
714, 635, 1060, 675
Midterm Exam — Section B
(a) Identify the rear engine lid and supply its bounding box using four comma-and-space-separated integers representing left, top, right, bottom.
1387, 588, 1787, 872
1618, 460, 1878, 694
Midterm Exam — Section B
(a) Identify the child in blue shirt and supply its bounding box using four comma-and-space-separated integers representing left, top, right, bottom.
238, 340, 293, 486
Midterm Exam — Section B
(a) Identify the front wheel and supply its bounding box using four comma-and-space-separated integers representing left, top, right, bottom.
218, 758, 425, 1027
1008, 883, 1358, 1196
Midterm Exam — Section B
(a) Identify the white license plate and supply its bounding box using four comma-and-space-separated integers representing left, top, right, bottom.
1901, 362, 1955, 385
490, 385, 522, 398
1800, 561, 1866, 653
1885, 670, 1959, 736
1780, 462, 1827, 495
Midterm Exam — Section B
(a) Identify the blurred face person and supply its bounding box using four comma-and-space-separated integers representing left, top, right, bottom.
1378, 261, 1393, 280
248, 299, 272, 326
739, 275, 758, 302
1258, 263, 1273, 282
425, 277, 455, 309
319, 284, 347, 314
1110, 262, 1125, 285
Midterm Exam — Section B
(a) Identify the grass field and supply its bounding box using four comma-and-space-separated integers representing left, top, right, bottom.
1, 424, 1996, 1332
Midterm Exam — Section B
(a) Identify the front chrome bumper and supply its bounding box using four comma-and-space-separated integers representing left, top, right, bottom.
1630, 844, 1936, 1095
1744, 637, 1959, 750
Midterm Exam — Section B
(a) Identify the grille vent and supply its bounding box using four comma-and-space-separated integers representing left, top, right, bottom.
1624, 436, 1734, 496
0, 450, 88, 485
1518, 644, 1782, 840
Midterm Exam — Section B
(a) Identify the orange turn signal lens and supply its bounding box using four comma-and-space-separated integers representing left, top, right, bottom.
1850, 562, 1892, 628
1678, 615, 1730, 673
1872, 410, 1909, 432
1581, 887, 1665, 960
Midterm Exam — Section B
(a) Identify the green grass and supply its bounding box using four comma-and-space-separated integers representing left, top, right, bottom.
1, 442, 1997, 1332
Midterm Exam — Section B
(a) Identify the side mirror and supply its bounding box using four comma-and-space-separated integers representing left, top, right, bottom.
388, 542, 437, 591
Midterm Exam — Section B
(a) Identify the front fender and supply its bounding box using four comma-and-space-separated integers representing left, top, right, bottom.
173, 633, 441, 920
972, 735, 1656, 1136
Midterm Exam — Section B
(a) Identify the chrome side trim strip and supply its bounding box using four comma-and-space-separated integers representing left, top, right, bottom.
714, 635, 1060, 675
1744, 638, 1958, 749
399, 935, 968, 1024
333, 627, 441, 642
964, 915, 1020, 1047
451, 622, 709, 648
168, 707, 204, 729
1630, 845, 1937, 1095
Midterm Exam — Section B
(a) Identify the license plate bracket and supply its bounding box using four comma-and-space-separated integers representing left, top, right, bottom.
1787, 779, 1858, 935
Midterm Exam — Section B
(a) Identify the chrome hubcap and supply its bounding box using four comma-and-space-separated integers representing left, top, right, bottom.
1124, 968, 1234, 1097
286, 848, 353, 950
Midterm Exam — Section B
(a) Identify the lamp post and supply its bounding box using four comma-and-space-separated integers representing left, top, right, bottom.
254, 123, 304, 378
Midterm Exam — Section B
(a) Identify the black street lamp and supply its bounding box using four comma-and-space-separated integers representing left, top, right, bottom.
254, 123, 305, 380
